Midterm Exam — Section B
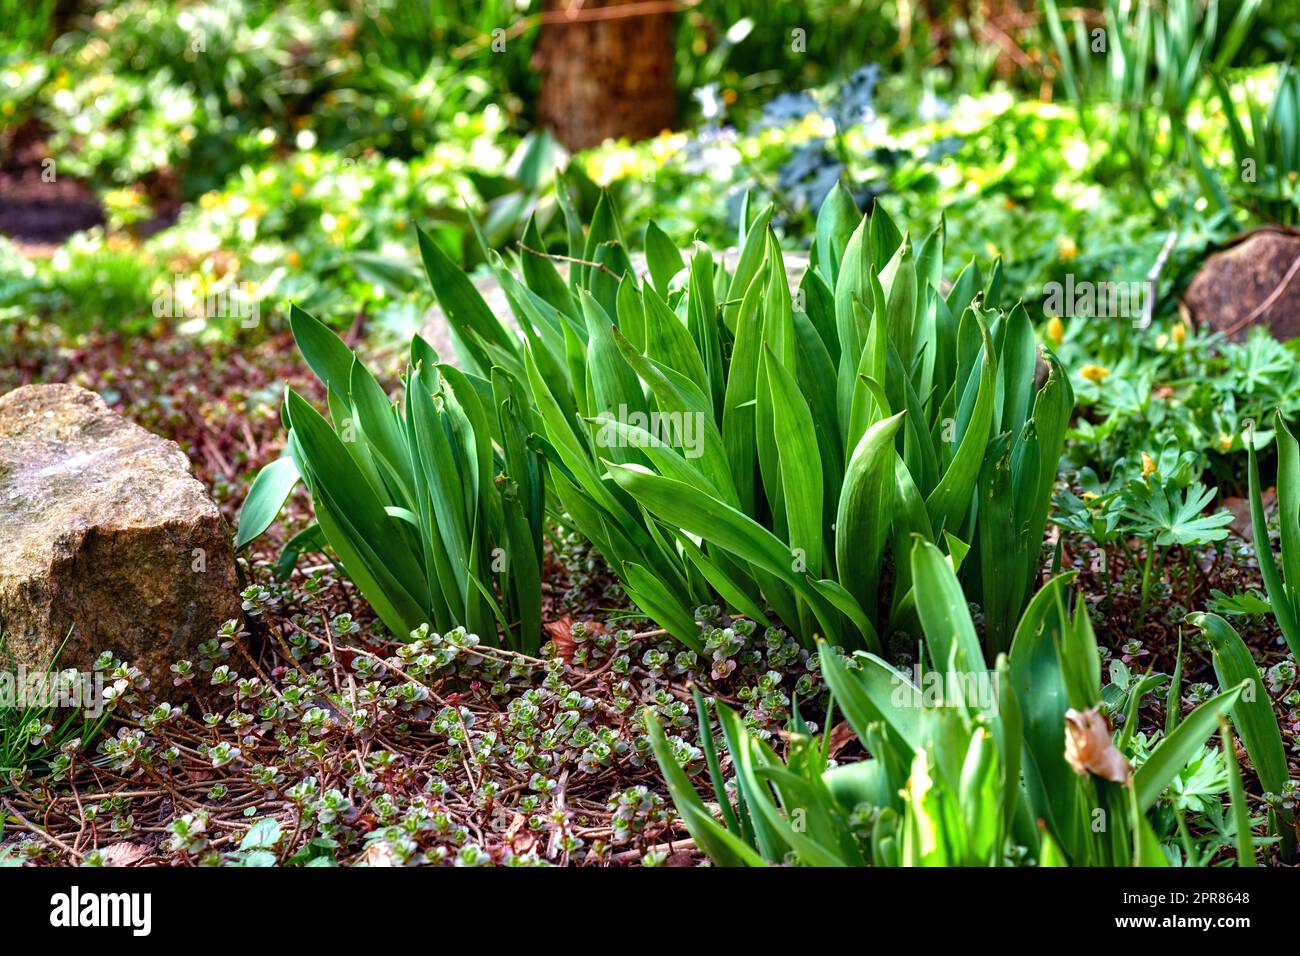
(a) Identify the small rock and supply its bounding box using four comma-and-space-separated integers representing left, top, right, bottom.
1182, 228, 1300, 340
0, 383, 239, 693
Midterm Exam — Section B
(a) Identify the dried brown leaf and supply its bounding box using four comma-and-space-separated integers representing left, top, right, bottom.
827, 721, 856, 758
544, 615, 576, 664
1222, 488, 1274, 540
100, 841, 150, 867
1063, 707, 1132, 784
359, 841, 399, 867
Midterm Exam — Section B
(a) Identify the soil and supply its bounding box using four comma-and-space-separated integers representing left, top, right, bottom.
0, 121, 180, 253
0, 121, 104, 251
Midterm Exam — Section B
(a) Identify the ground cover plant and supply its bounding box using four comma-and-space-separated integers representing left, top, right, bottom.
4, 0, 1300, 880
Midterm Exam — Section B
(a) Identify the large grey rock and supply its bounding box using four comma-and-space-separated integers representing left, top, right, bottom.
423, 249, 811, 363
0, 384, 239, 691
1182, 228, 1300, 341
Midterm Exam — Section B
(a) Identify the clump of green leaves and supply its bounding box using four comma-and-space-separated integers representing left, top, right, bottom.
0, 640, 133, 779
1054, 447, 1233, 615
424, 184, 1072, 659
1246, 411, 1300, 662
1189, 611, 1296, 861
1210, 65, 1300, 225
649, 540, 1253, 867
236, 305, 545, 652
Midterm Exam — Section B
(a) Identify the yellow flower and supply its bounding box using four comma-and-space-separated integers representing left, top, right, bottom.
291, 182, 305, 198
199, 191, 221, 211
1081, 491, 1098, 502
1141, 452, 1156, 478
1171, 321, 1186, 345
1046, 316, 1064, 345
1080, 364, 1109, 383
1219, 433, 1234, 452
285, 250, 302, 268
1057, 236, 1078, 260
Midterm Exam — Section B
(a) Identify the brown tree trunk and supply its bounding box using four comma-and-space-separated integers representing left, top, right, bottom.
534, 0, 677, 151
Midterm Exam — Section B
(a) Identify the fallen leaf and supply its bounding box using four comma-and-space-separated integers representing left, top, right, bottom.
100, 842, 150, 867
544, 615, 576, 663
1063, 707, 1132, 784
827, 721, 856, 758
359, 841, 399, 867
1222, 489, 1274, 540
505, 812, 537, 855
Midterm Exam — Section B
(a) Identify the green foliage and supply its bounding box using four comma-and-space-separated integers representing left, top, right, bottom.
1041, 0, 1261, 205
0, 235, 158, 335
1214, 65, 1300, 225
1246, 411, 1300, 661
1190, 611, 1296, 860
1054, 447, 1235, 615
423, 186, 1073, 656
649, 540, 1252, 867
0, 637, 121, 778
236, 306, 545, 652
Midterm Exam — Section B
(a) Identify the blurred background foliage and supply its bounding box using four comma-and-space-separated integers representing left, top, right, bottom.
0, 0, 1296, 342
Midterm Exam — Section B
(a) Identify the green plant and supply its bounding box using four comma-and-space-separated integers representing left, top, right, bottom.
24, 235, 161, 334
1054, 447, 1233, 613
236, 306, 545, 652
1189, 611, 1297, 861
648, 538, 1253, 866
423, 185, 1073, 658
1246, 410, 1300, 661
1211, 65, 1300, 225
1042, 0, 1261, 209
0, 636, 118, 778
0, 0, 59, 48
